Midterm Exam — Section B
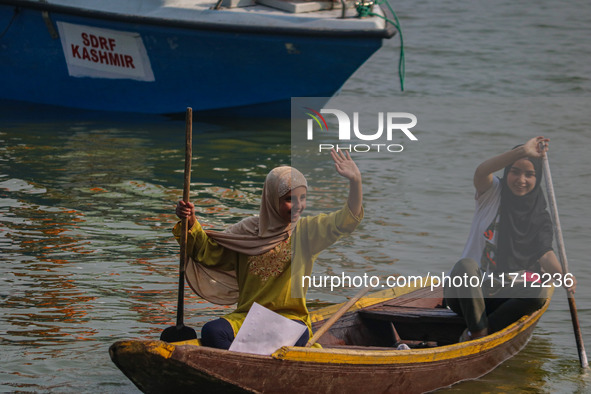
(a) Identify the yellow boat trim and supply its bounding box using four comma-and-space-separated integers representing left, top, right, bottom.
274, 288, 553, 365
150, 341, 175, 358
152, 282, 552, 366
119, 340, 176, 359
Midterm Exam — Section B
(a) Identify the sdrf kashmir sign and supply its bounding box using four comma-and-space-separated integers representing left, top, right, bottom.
57, 22, 155, 82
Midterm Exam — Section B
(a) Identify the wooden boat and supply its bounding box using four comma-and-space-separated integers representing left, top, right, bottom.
109, 282, 553, 393
0, 0, 399, 117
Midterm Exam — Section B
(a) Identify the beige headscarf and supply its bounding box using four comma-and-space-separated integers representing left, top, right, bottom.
186, 166, 308, 304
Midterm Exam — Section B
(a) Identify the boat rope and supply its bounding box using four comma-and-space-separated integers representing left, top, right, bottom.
0, 7, 19, 41
355, 0, 405, 91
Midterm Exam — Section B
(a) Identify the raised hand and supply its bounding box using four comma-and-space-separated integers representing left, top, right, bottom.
330, 149, 362, 217
330, 149, 361, 183
523, 136, 549, 158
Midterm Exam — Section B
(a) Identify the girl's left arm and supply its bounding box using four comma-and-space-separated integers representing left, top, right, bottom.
539, 250, 576, 294
330, 149, 363, 217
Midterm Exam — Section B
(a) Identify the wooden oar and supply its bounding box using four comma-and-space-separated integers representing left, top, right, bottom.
160, 108, 198, 343
306, 287, 370, 347
542, 150, 588, 368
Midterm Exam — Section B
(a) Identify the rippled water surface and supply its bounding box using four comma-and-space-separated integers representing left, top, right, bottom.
2, 0, 591, 392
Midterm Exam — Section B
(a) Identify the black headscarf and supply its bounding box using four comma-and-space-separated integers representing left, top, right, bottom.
497, 147, 554, 273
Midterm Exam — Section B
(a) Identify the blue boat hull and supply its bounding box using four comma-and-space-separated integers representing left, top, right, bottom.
0, 1, 389, 117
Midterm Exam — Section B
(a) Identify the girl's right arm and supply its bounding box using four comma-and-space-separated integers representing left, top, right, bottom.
473, 136, 548, 197
173, 201, 236, 268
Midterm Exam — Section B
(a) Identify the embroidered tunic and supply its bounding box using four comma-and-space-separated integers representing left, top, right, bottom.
173, 203, 363, 335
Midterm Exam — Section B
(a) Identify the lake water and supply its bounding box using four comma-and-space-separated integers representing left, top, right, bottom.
2, 0, 591, 392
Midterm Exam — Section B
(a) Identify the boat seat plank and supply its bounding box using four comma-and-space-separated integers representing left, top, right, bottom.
324, 344, 401, 351
359, 305, 464, 324
382, 286, 445, 308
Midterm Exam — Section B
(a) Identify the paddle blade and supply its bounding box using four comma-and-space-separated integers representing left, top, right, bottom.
160, 324, 197, 343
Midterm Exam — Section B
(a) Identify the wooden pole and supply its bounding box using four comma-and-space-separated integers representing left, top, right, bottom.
306, 287, 370, 347
542, 151, 588, 368
177, 107, 193, 326
160, 108, 197, 342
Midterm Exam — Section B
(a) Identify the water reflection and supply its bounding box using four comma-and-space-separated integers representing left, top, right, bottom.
2, 97, 591, 391
438, 332, 591, 393
1, 117, 293, 391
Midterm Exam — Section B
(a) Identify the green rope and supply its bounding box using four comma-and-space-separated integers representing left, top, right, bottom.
0, 7, 19, 41
356, 0, 405, 91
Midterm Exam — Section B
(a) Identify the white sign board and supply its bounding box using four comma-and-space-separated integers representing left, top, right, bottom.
57, 22, 155, 81
229, 302, 308, 355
